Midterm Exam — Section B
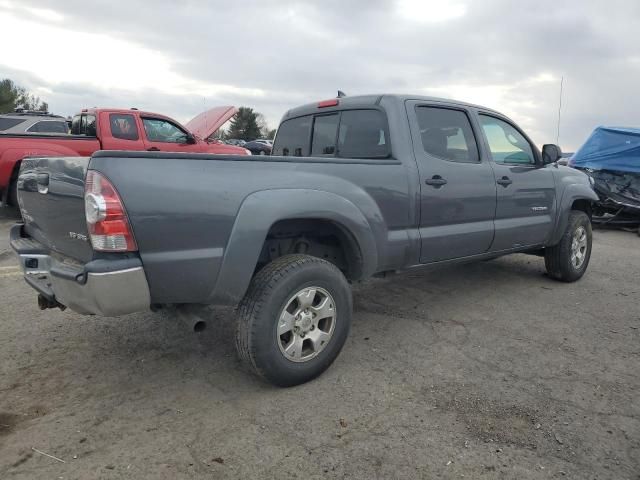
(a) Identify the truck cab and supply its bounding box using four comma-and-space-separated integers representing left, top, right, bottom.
69, 107, 248, 154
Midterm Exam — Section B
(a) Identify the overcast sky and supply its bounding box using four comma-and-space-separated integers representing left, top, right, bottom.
1, 0, 639, 150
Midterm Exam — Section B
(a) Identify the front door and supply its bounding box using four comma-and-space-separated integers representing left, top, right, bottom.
476, 114, 556, 251
407, 101, 497, 263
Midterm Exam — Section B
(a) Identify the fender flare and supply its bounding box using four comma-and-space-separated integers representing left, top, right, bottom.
208, 189, 379, 304
550, 183, 599, 245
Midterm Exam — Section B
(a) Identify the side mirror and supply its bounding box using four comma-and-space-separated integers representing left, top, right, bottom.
542, 144, 562, 164
185, 133, 197, 144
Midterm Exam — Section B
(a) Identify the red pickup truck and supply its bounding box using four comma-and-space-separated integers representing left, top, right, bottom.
0, 106, 248, 206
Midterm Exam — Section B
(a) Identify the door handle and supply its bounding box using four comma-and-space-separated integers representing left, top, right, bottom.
425, 175, 447, 187
497, 176, 513, 187
147, 147, 160, 151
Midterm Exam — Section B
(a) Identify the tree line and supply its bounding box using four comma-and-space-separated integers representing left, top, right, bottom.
0, 79, 49, 113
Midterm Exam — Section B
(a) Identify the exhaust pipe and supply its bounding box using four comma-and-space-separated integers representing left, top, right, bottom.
37, 294, 66, 311
174, 304, 208, 333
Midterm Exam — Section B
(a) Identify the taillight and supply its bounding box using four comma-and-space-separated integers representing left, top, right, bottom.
84, 170, 137, 252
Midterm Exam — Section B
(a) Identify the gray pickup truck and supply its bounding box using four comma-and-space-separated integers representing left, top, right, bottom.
11, 94, 598, 386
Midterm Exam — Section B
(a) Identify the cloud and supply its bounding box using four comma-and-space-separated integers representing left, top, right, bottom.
1, 0, 639, 149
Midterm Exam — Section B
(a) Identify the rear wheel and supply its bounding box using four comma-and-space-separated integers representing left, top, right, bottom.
545, 210, 592, 282
235, 254, 352, 387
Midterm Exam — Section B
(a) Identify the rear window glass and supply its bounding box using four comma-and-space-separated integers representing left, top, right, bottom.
311, 114, 339, 156
27, 121, 68, 133
74, 114, 97, 136
0, 118, 25, 131
85, 115, 97, 136
337, 110, 390, 158
273, 115, 312, 156
110, 114, 139, 140
71, 115, 81, 135
416, 107, 479, 163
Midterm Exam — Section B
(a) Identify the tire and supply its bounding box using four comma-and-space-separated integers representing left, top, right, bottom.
544, 210, 592, 282
236, 254, 352, 387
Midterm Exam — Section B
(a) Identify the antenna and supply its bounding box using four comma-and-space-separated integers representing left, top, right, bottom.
556, 76, 564, 145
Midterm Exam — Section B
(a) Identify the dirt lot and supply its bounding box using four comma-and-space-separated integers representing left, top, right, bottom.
0, 208, 638, 480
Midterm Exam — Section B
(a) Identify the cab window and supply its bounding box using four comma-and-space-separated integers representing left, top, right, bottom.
110, 114, 139, 140
142, 117, 189, 143
311, 114, 339, 156
337, 110, 389, 158
85, 115, 97, 136
479, 115, 535, 165
272, 115, 312, 156
415, 107, 479, 163
71, 114, 96, 136
71, 115, 81, 134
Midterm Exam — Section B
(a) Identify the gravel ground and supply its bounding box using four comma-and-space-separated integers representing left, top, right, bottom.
0, 208, 638, 479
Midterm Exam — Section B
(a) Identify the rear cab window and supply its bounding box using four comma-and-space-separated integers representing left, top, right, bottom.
71, 113, 97, 136
273, 116, 312, 156
311, 114, 339, 156
337, 110, 389, 158
273, 109, 390, 159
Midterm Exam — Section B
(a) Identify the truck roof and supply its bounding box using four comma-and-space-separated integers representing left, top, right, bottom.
282, 93, 503, 120
77, 108, 175, 120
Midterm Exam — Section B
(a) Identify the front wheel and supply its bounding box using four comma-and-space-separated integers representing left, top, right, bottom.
544, 210, 592, 282
235, 254, 352, 387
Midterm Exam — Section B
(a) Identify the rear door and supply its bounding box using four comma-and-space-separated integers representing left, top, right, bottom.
18, 156, 93, 262
476, 113, 556, 250
407, 101, 497, 263
140, 116, 202, 153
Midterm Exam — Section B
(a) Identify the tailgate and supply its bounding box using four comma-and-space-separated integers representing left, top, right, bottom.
18, 156, 93, 262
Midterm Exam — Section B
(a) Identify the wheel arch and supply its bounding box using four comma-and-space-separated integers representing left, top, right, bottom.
549, 183, 598, 245
208, 189, 379, 305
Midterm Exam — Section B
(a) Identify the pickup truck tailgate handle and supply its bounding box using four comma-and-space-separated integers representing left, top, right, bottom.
497, 176, 513, 187
425, 175, 447, 187
36, 173, 49, 186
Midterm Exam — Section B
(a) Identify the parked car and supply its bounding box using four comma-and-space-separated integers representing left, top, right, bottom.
11, 94, 598, 386
0, 106, 249, 207
225, 138, 246, 146
0, 111, 69, 134
244, 140, 272, 155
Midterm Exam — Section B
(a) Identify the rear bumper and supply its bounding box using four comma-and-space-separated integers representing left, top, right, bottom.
10, 224, 150, 316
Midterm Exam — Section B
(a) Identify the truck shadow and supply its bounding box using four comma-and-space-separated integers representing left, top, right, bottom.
31, 254, 553, 395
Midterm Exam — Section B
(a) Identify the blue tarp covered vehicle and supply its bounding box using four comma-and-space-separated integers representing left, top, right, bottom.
570, 126, 640, 226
